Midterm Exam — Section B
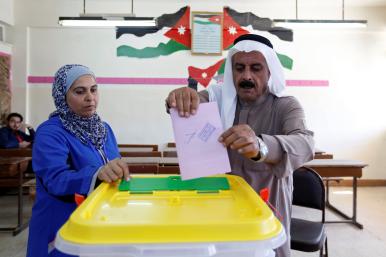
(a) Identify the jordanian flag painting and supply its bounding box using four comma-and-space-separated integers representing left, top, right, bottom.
116, 6, 294, 88
117, 6, 191, 58
188, 7, 294, 87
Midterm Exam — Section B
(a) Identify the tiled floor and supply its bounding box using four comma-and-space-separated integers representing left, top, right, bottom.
1, 187, 386, 257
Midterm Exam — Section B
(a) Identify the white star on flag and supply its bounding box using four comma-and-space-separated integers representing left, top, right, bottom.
177, 25, 186, 35
201, 72, 207, 78
228, 26, 237, 35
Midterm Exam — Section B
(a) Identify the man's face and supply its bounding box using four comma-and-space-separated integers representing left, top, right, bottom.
232, 51, 270, 102
8, 116, 22, 131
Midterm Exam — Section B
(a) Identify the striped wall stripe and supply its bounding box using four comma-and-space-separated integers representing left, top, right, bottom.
28, 76, 329, 87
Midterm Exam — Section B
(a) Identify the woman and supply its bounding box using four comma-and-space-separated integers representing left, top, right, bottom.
27, 64, 129, 257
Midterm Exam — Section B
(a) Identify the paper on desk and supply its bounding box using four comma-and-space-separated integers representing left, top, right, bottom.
170, 102, 231, 180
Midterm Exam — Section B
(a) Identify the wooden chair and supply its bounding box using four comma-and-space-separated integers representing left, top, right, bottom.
120, 151, 162, 157
128, 164, 159, 174
166, 142, 176, 148
158, 166, 180, 174
118, 144, 158, 151
162, 151, 177, 157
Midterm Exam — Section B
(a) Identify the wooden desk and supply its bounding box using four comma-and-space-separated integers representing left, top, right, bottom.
304, 159, 367, 229
0, 157, 32, 235
0, 148, 32, 157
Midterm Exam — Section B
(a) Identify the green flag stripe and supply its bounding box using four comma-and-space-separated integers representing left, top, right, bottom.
276, 53, 293, 70
117, 40, 189, 58
218, 60, 226, 75
193, 20, 216, 25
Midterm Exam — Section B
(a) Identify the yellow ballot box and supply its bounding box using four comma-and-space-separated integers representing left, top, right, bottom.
55, 175, 285, 257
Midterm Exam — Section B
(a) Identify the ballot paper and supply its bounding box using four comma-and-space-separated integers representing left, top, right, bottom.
170, 102, 231, 180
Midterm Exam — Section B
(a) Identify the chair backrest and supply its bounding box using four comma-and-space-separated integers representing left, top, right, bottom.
120, 151, 162, 157
293, 166, 325, 211
167, 142, 176, 147
118, 144, 158, 151
162, 151, 177, 157
128, 164, 159, 174
158, 166, 180, 174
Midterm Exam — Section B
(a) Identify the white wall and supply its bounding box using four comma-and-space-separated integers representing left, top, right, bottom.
13, 0, 386, 179
0, 0, 14, 25
0, 41, 11, 54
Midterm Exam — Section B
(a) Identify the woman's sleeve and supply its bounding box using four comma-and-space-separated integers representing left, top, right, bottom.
32, 125, 101, 196
104, 123, 121, 159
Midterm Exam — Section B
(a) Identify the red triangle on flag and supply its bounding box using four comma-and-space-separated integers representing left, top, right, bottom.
223, 8, 249, 49
188, 59, 225, 88
209, 15, 222, 24
164, 7, 191, 48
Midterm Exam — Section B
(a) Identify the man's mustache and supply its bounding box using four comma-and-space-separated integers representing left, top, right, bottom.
239, 80, 255, 89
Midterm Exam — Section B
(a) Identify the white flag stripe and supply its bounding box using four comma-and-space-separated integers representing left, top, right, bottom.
194, 17, 211, 23
116, 28, 172, 48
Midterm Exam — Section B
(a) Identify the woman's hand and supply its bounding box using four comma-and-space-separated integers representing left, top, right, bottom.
97, 158, 130, 183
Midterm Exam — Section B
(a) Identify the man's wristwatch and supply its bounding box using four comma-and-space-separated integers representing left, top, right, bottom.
252, 136, 269, 162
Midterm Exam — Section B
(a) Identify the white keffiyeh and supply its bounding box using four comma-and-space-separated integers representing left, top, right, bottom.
207, 39, 286, 129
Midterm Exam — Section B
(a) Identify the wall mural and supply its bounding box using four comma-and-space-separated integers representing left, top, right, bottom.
116, 6, 293, 87
0, 53, 11, 126
28, 6, 328, 88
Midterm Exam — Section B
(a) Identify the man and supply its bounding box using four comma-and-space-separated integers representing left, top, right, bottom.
166, 34, 314, 257
0, 112, 35, 148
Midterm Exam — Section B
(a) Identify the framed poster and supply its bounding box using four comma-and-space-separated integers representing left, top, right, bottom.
191, 12, 223, 55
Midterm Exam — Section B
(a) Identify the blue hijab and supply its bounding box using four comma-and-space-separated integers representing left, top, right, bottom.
50, 64, 106, 149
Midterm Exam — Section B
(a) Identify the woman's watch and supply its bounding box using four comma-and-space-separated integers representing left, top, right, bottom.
252, 136, 269, 162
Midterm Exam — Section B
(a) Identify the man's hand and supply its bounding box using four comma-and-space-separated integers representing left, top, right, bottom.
219, 124, 259, 159
97, 158, 130, 183
166, 87, 199, 117
25, 124, 33, 130
20, 123, 33, 132
19, 141, 31, 148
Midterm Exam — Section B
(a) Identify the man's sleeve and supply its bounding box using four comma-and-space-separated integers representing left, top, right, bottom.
198, 90, 209, 103
0, 128, 19, 148
261, 96, 315, 178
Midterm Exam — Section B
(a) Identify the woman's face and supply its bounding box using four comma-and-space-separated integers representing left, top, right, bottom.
66, 75, 99, 118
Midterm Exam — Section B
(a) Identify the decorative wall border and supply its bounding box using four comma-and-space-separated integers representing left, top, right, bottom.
28, 76, 329, 87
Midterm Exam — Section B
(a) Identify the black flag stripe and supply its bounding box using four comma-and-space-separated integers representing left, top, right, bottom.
224, 7, 293, 42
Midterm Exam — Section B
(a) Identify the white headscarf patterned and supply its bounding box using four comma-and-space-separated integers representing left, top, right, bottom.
50, 64, 106, 149
207, 36, 286, 129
